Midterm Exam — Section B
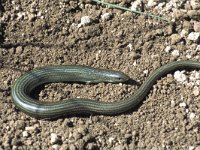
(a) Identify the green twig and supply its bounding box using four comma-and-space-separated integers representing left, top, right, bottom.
92, 0, 169, 22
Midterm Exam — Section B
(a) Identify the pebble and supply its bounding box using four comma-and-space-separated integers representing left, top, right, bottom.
189, 71, 200, 81
86, 143, 97, 150
193, 86, 199, 96
83, 135, 93, 143
189, 145, 195, 150
15, 46, 23, 54
165, 24, 174, 35
28, 13, 35, 21
12, 138, 22, 146
108, 137, 115, 144
187, 32, 200, 42
147, 0, 157, 7
77, 127, 87, 135
170, 34, 182, 44
101, 13, 112, 21
16, 120, 25, 130
17, 12, 25, 20
131, 0, 142, 11
187, 10, 200, 19
180, 29, 189, 37
51, 133, 61, 144
69, 144, 77, 150
60, 144, 69, 150
165, 2, 173, 11
190, 0, 200, 9
27, 140, 33, 145
143, 69, 149, 76
114, 145, 126, 150
72, 130, 82, 140
171, 100, 175, 107
171, 49, 179, 57
172, 9, 187, 19
22, 131, 29, 137
189, 112, 195, 120
196, 45, 200, 51
25, 126, 36, 131
52, 144, 60, 150
164, 46, 172, 53
174, 71, 187, 83
179, 102, 187, 107
194, 22, 200, 32
78, 16, 91, 27
195, 146, 200, 150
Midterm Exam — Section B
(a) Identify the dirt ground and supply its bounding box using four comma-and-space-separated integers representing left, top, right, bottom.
0, 0, 200, 149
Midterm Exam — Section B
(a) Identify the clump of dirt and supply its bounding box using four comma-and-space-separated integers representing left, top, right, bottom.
0, 0, 200, 149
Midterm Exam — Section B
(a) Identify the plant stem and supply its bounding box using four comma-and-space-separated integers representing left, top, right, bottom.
92, 0, 169, 22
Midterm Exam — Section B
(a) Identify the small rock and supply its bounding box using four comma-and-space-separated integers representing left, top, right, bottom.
180, 29, 189, 37
195, 146, 200, 150
193, 86, 199, 96
194, 22, 200, 32
83, 135, 94, 143
183, 20, 192, 30
165, 24, 174, 35
28, 13, 36, 21
196, 45, 200, 51
12, 138, 22, 146
171, 49, 179, 57
129, 51, 140, 59
72, 130, 82, 140
52, 144, 60, 150
165, 2, 173, 11
101, 13, 112, 21
189, 112, 196, 120
189, 145, 195, 150
147, 0, 157, 7
190, 71, 200, 81
77, 127, 87, 135
187, 10, 200, 20
60, 144, 69, 150
171, 100, 175, 107
176, 112, 185, 120
51, 133, 61, 144
27, 140, 33, 145
143, 69, 149, 75
190, 0, 200, 9
69, 144, 77, 150
125, 133, 132, 140
86, 143, 97, 150
174, 70, 187, 83
108, 137, 115, 144
16, 120, 25, 130
78, 16, 91, 27
127, 43, 133, 51
187, 32, 200, 42
170, 34, 182, 44
22, 131, 29, 137
15, 46, 23, 54
164, 46, 172, 53
81, 16, 91, 25
172, 9, 187, 19
131, 0, 143, 11
25, 126, 36, 131
114, 145, 126, 150
179, 102, 187, 107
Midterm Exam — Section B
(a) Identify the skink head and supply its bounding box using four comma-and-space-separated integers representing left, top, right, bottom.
87, 68, 130, 83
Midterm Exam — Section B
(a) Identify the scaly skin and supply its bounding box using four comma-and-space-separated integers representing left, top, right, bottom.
11, 61, 200, 119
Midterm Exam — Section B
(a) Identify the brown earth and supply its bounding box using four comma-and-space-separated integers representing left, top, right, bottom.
0, 0, 200, 149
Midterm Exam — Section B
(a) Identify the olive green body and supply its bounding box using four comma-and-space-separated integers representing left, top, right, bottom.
11, 61, 200, 118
